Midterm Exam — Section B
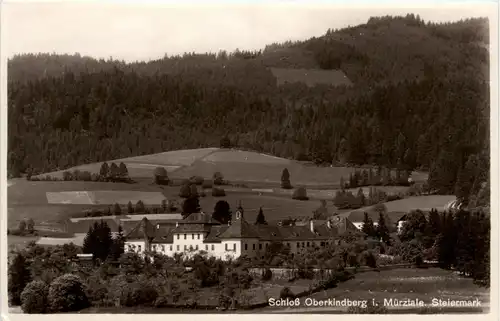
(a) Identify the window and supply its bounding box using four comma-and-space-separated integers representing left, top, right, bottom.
321, 242, 325, 247
138, 245, 142, 252
152, 245, 157, 251
192, 234, 195, 239
161, 245, 165, 251
297, 242, 300, 248
307, 242, 310, 247
184, 245, 187, 250
245, 244, 248, 250
225, 244, 228, 251
195, 245, 198, 250
211, 245, 215, 251
233, 243, 236, 251
205, 245, 208, 251
253, 244, 256, 250
184, 234, 187, 240
177, 245, 180, 251
197, 234, 200, 240
259, 244, 262, 250
189, 245, 193, 251
287, 243, 290, 247
177, 235, 180, 240
170, 245, 172, 251
302, 242, 305, 247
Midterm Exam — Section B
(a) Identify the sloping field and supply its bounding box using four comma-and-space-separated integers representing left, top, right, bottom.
348, 195, 457, 215
8, 180, 164, 205
113, 148, 218, 166
36, 234, 86, 247
7, 180, 168, 230
46, 191, 166, 205
46, 191, 93, 205
199, 194, 320, 222
203, 149, 292, 165
33, 148, 219, 179
89, 191, 166, 205
173, 160, 356, 186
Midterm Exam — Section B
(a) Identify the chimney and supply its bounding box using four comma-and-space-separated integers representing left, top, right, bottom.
309, 219, 314, 233
327, 220, 331, 229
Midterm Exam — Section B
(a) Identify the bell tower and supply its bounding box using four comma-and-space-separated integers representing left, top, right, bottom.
235, 200, 244, 220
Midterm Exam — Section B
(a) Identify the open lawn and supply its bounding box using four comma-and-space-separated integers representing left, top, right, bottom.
46, 190, 166, 205
8, 235, 40, 252
29, 148, 429, 187
32, 148, 219, 180
263, 268, 489, 313
351, 195, 457, 214
173, 160, 357, 186
199, 193, 322, 222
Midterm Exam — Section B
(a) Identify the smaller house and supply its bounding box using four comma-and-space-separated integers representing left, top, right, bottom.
331, 211, 407, 232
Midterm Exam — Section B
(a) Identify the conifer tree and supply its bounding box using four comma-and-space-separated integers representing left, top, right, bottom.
112, 203, 121, 216
8, 253, 31, 305
376, 213, 391, 245
118, 162, 129, 180
361, 213, 376, 238
127, 201, 134, 214
281, 168, 292, 189
356, 188, 366, 208
109, 162, 119, 182
212, 200, 231, 224
135, 200, 146, 213
255, 207, 268, 225
99, 162, 109, 180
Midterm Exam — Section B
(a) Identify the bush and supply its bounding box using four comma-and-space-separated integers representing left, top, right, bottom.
361, 250, 378, 268
48, 274, 89, 312
153, 167, 169, 185
81, 171, 92, 181
62, 171, 73, 181
261, 268, 272, 281
212, 187, 226, 197
213, 172, 224, 185
21, 280, 49, 313
292, 187, 309, 200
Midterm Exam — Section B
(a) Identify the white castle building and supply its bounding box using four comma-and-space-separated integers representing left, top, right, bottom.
124, 205, 358, 260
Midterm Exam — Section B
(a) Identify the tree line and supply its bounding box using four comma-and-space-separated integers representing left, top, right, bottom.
7, 16, 489, 205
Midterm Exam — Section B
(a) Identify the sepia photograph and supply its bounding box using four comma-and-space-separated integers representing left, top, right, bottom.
1, 0, 497, 317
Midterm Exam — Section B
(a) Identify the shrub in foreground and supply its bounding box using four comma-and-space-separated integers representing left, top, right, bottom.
48, 274, 89, 312
21, 280, 49, 313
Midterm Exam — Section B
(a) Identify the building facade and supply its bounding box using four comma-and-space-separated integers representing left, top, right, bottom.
124, 206, 357, 260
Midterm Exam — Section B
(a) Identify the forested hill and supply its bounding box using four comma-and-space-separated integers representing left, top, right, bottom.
8, 15, 490, 204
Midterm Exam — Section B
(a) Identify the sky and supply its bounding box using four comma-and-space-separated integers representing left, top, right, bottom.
1, 1, 496, 62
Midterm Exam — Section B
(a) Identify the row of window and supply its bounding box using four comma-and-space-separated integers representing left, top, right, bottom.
241, 241, 332, 251
130, 240, 333, 254
151, 244, 217, 252
177, 233, 201, 240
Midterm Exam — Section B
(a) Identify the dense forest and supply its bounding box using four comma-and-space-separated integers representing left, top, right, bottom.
7, 15, 490, 205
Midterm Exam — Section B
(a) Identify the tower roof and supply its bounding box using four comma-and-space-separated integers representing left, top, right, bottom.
218, 207, 259, 239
